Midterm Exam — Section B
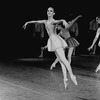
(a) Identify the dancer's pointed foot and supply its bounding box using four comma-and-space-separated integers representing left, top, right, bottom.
39, 54, 43, 58
50, 63, 55, 70
95, 67, 100, 72
71, 75, 78, 86
64, 78, 68, 89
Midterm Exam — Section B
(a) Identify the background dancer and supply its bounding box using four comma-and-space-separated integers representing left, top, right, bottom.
88, 17, 99, 55
50, 15, 81, 69
88, 17, 100, 72
23, 7, 78, 89
69, 21, 79, 56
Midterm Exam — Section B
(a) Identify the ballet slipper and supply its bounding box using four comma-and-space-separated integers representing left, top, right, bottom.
70, 75, 78, 86
50, 63, 55, 70
64, 78, 68, 89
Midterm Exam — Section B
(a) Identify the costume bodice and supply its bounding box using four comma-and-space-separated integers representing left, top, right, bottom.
45, 20, 57, 36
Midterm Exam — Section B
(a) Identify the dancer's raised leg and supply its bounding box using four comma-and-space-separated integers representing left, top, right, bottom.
50, 48, 67, 70
50, 57, 59, 70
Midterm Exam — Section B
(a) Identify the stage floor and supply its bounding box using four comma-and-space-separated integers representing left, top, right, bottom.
0, 55, 100, 100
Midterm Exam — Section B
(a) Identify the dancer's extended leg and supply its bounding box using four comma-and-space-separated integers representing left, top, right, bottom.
50, 48, 67, 70
93, 44, 96, 55
55, 48, 78, 86
73, 47, 76, 56
50, 57, 59, 70
39, 47, 44, 57
68, 47, 74, 64
95, 63, 100, 72
59, 61, 68, 89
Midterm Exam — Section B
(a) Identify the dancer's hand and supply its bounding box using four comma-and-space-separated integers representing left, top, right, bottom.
62, 20, 68, 27
42, 45, 47, 49
68, 21, 71, 24
88, 46, 93, 51
22, 22, 28, 29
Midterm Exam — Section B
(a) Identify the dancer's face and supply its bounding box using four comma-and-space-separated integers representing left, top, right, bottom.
96, 17, 100, 24
97, 19, 100, 24
47, 7, 55, 17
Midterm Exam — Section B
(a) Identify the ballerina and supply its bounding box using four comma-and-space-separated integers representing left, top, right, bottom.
23, 7, 78, 89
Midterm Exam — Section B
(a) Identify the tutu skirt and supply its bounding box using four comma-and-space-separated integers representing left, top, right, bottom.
66, 37, 79, 48
47, 34, 67, 52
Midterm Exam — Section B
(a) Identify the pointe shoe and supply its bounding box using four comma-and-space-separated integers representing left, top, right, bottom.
95, 67, 100, 73
64, 78, 68, 89
50, 64, 55, 70
71, 75, 78, 86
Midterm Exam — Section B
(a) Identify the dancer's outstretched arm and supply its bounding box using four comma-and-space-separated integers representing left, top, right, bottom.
88, 28, 100, 51
88, 37, 98, 50
23, 20, 46, 29
61, 19, 68, 27
55, 19, 68, 28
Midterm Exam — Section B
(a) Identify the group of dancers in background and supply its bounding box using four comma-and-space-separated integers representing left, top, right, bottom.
23, 7, 100, 89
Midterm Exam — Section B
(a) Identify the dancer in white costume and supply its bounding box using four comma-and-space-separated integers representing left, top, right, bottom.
88, 17, 100, 72
23, 7, 78, 89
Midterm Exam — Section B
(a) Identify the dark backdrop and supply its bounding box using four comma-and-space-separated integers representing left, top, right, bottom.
1, 1, 100, 59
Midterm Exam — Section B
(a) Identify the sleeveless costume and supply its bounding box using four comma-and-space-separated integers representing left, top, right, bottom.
47, 34, 67, 51
59, 28, 79, 48
46, 22, 67, 52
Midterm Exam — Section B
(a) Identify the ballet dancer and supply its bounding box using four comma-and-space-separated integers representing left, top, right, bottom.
50, 15, 81, 69
23, 7, 78, 89
69, 21, 79, 56
88, 17, 100, 72
88, 17, 99, 55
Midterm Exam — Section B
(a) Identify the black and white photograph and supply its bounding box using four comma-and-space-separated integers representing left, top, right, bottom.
0, 1, 100, 100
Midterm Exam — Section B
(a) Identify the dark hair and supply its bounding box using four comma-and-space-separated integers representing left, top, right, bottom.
98, 24, 100, 27
57, 22, 65, 28
47, 7, 54, 12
